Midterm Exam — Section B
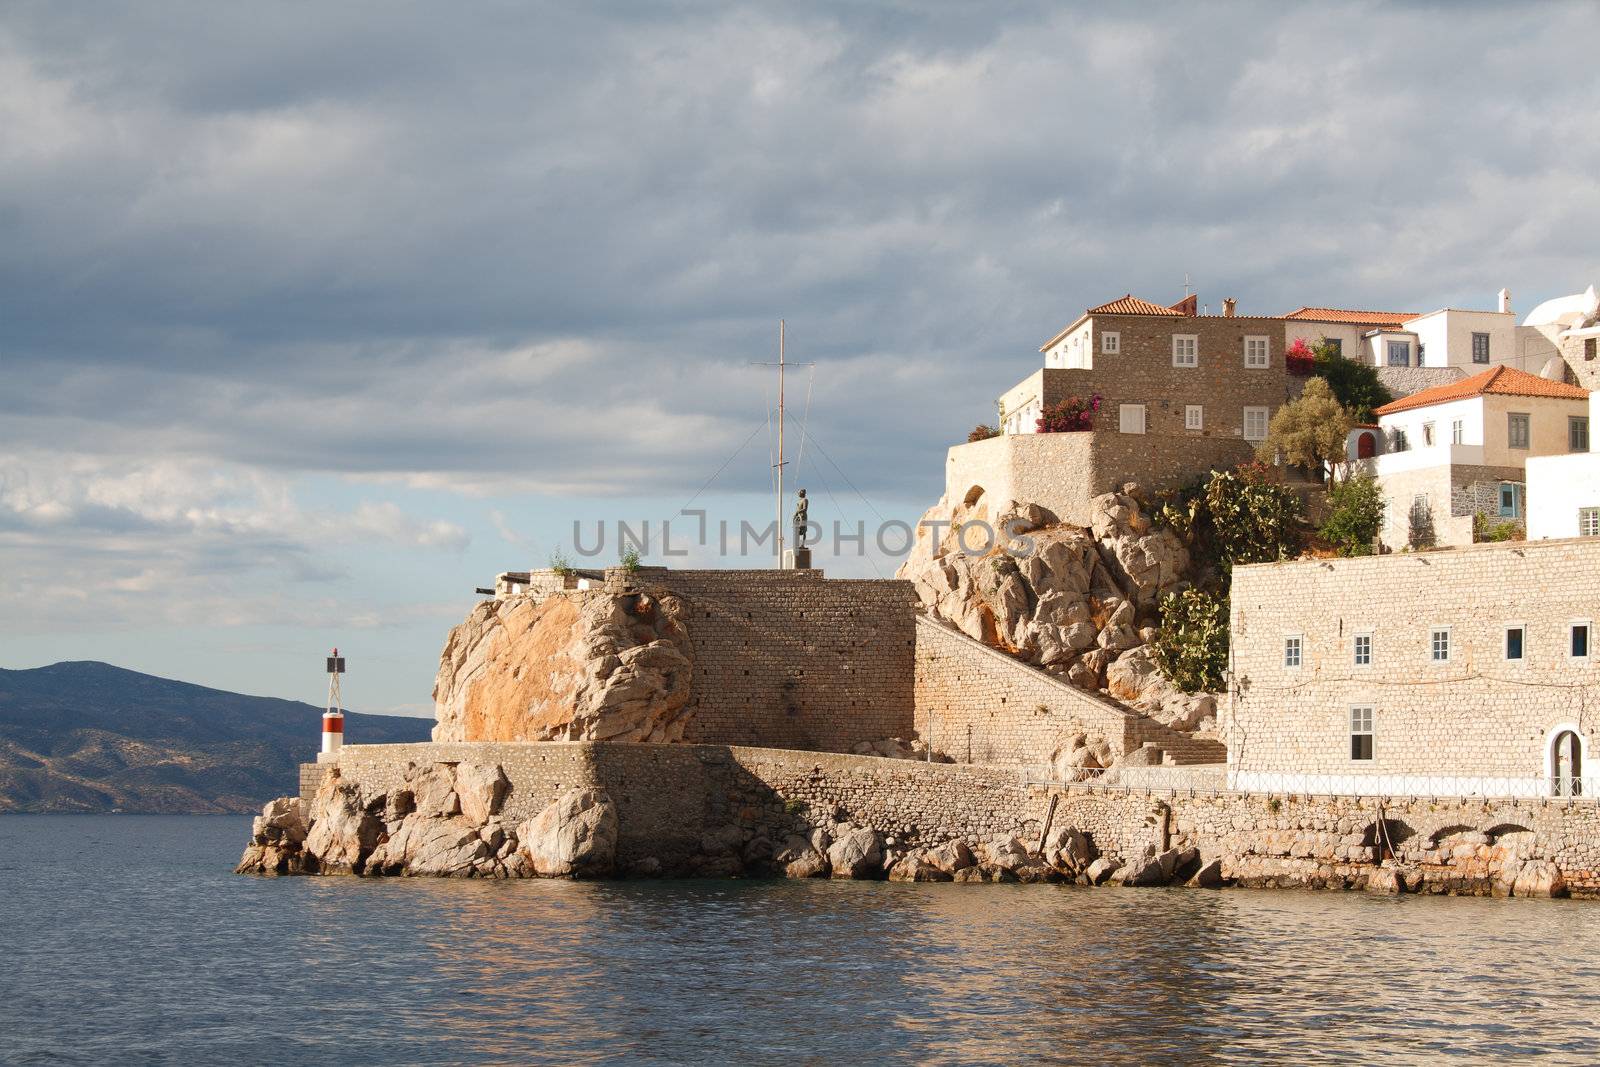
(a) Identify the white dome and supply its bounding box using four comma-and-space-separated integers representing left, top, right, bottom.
1524, 284, 1599, 327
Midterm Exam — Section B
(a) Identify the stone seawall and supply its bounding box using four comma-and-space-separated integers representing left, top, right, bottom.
276, 742, 1600, 896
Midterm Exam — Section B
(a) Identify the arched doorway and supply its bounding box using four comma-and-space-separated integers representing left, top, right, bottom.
1356, 431, 1377, 459
1551, 729, 1584, 797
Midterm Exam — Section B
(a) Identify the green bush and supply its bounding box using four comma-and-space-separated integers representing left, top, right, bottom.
620, 546, 642, 573
1320, 476, 1384, 556
967, 424, 1000, 443
549, 548, 573, 576
1473, 514, 1523, 543
1158, 463, 1305, 573
1152, 587, 1229, 694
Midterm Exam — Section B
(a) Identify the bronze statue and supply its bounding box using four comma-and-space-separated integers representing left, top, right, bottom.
792, 488, 809, 548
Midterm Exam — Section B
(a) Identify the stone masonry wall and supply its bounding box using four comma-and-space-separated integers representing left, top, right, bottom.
301, 740, 1600, 894
913, 615, 1142, 765
943, 431, 1256, 528
615, 569, 919, 752
309, 741, 1047, 867
1228, 539, 1600, 791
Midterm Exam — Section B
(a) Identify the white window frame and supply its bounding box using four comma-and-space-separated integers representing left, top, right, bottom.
1504, 623, 1526, 663
1451, 418, 1464, 445
1118, 404, 1146, 435
1185, 405, 1203, 431
1422, 421, 1435, 447
1349, 705, 1374, 762
1172, 334, 1199, 368
1101, 331, 1120, 355
1353, 632, 1372, 668
1429, 626, 1452, 665
1244, 336, 1270, 369
1284, 634, 1303, 670
1386, 340, 1410, 366
1570, 619, 1592, 662
1243, 406, 1269, 442
1580, 507, 1600, 537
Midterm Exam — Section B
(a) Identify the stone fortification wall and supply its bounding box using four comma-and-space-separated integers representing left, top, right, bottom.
943, 432, 1254, 527
305, 741, 1045, 868
911, 616, 1221, 767
295, 740, 1600, 895
636, 570, 918, 752
1228, 539, 1600, 791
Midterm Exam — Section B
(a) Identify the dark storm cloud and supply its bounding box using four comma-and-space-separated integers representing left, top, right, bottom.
4, 1, 1600, 501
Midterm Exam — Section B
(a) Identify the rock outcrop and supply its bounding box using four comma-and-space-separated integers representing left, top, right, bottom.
432, 589, 694, 744
516, 788, 619, 877
898, 483, 1220, 733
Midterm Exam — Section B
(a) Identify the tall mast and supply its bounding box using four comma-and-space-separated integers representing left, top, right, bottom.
776, 319, 785, 562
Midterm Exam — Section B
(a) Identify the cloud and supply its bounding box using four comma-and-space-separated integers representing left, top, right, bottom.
3, 0, 1599, 700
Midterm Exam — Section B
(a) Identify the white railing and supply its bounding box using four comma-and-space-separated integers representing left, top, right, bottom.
1021, 766, 1600, 801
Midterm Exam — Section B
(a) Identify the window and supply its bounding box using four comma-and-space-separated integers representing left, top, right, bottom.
1243, 406, 1269, 442
1418, 343, 1426, 363
1581, 507, 1600, 537
1472, 332, 1490, 364
1587, 337, 1598, 361
1284, 635, 1303, 669
1506, 626, 1525, 661
1508, 412, 1531, 449
1325, 338, 1343, 358
1172, 335, 1199, 367
1430, 627, 1451, 663
1422, 421, 1435, 446
1102, 331, 1120, 354
1571, 416, 1589, 452
1387, 340, 1410, 366
1499, 483, 1520, 518
1244, 336, 1270, 368
1185, 405, 1203, 430
1119, 404, 1146, 435
1350, 707, 1374, 761
1392, 428, 1409, 452
1451, 419, 1464, 445
1354, 634, 1372, 666
1572, 622, 1591, 660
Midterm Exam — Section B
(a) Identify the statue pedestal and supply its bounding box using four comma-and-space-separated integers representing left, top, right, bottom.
782, 547, 812, 570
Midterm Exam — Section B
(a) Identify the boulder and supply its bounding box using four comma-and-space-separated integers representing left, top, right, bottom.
370, 815, 490, 876
455, 762, 510, 826
1365, 867, 1404, 895
1187, 858, 1225, 888
302, 776, 381, 872
1125, 846, 1189, 887
1043, 826, 1094, 872
827, 828, 883, 879
1084, 856, 1121, 885
432, 590, 694, 744
784, 850, 830, 879
516, 788, 619, 877
888, 855, 953, 882
1511, 860, 1566, 898
926, 839, 976, 874
408, 763, 460, 819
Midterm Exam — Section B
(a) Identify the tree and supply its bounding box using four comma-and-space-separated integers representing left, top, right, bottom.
1313, 340, 1393, 422
1257, 378, 1353, 479
1319, 475, 1384, 556
967, 424, 1000, 443
1152, 587, 1229, 694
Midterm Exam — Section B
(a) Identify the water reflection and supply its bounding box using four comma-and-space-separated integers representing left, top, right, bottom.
4, 817, 1600, 1064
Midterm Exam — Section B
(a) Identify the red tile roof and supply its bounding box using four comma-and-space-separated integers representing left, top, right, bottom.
1088, 294, 1185, 316
1374, 365, 1588, 415
1285, 307, 1417, 327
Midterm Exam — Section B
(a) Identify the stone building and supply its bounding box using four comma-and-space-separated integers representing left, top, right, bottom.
1353, 365, 1589, 549
1226, 539, 1600, 797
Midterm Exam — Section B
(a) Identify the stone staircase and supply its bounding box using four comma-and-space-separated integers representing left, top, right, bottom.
1126, 716, 1227, 766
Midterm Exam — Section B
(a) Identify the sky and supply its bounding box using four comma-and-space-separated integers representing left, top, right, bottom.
4, 1, 1599, 715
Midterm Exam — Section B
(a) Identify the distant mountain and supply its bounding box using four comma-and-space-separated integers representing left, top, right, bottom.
0, 661, 433, 814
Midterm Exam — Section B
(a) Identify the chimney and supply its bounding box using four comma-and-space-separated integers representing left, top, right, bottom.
1223, 297, 1237, 318
1169, 294, 1199, 317
1498, 288, 1512, 314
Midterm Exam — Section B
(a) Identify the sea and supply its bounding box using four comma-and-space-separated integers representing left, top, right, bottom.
2, 815, 1598, 1064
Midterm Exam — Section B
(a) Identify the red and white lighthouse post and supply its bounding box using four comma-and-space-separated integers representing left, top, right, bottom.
323, 648, 346, 754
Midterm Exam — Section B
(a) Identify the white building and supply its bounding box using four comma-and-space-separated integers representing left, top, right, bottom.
1357, 366, 1589, 549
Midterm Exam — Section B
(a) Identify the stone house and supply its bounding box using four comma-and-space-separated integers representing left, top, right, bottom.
1354, 365, 1589, 549
1226, 539, 1600, 797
